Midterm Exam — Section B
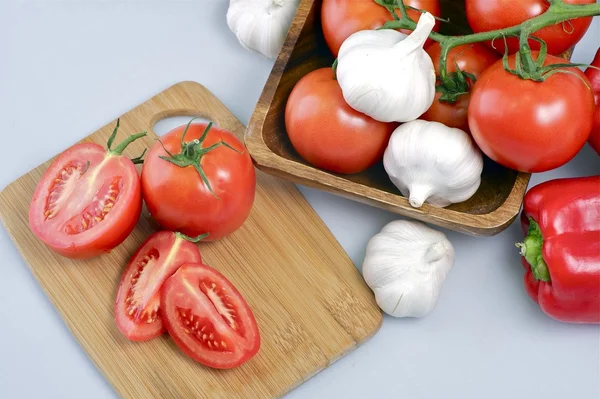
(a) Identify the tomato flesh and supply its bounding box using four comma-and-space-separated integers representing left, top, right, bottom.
29, 142, 142, 258
161, 263, 260, 369
465, 0, 595, 56
114, 231, 203, 341
141, 123, 256, 241
467, 52, 595, 173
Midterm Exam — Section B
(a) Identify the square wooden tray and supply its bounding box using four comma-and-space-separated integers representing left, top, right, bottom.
244, 0, 567, 236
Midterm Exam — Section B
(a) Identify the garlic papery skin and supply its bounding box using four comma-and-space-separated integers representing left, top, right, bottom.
362, 220, 455, 318
335, 12, 436, 123
383, 119, 484, 208
226, 0, 300, 59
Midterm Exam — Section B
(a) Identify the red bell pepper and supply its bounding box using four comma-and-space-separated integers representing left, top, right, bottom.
517, 176, 600, 324
584, 48, 600, 155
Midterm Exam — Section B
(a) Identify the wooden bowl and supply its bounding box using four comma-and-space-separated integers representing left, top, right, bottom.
245, 0, 570, 236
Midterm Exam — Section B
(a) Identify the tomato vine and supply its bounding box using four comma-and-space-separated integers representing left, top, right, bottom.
374, 0, 600, 101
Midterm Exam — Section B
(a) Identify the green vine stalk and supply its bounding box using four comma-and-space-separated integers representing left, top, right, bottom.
375, 0, 600, 101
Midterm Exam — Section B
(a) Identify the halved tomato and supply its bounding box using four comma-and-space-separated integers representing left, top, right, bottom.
114, 231, 204, 341
161, 263, 260, 369
28, 119, 146, 259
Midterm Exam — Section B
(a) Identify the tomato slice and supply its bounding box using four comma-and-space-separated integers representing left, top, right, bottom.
114, 231, 203, 341
28, 121, 146, 259
160, 263, 260, 369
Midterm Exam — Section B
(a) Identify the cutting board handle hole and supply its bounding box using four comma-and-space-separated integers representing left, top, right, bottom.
152, 115, 218, 138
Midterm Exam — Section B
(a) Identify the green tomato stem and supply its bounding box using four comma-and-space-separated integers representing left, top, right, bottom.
175, 231, 210, 243
157, 118, 242, 200
109, 132, 148, 156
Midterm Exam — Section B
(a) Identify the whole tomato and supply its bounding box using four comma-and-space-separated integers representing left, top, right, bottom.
468, 52, 595, 173
584, 48, 600, 155
420, 42, 499, 132
141, 121, 256, 241
321, 0, 441, 57
465, 0, 595, 56
284, 67, 397, 174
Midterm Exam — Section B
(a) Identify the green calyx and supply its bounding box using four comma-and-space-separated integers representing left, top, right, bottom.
157, 117, 242, 199
106, 118, 148, 164
175, 231, 210, 243
501, 34, 594, 83
515, 218, 551, 283
436, 63, 476, 103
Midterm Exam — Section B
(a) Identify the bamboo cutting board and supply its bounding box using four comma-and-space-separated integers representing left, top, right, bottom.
0, 81, 382, 399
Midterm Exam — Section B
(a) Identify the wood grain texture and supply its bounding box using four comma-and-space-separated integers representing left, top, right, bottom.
0, 81, 382, 399
245, 0, 573, 236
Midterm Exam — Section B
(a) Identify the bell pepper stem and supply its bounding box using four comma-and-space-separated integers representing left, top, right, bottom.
516, 218, 551, 283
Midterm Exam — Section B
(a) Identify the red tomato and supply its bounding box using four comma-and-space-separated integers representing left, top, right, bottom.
114, 231, 203, 341
28, 120, 144, 259
584, 48, 600, 155
321, 0, 441, 57
468, 52, 595, 173
421, 42, 499, 132
465, 0, 595, 56
161, 263, 260, 369
285, 68, 397, 174
141, 121, 255, 241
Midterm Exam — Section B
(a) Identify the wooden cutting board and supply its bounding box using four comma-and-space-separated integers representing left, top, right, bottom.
0, 81, 382, 399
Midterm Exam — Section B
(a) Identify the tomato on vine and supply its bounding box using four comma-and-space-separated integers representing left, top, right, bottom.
468, 51, 595, 173
465, 0, 595, 56
421, 42, 499, 132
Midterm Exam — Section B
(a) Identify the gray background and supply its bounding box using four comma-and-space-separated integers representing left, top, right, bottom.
1, 1, 599, 398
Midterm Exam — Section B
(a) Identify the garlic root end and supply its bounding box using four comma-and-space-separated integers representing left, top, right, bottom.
408, 185, 432, 208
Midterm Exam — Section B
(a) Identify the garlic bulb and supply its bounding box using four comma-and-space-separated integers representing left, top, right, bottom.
383, 119, 484, 208
226, 0, 300, 59
362, 220, 455, 318
335, 12, 436, 123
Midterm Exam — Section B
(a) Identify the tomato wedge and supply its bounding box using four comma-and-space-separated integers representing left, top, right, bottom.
161, 263, 260, 369
28, 120, 146, 259
114, 231, 204, 341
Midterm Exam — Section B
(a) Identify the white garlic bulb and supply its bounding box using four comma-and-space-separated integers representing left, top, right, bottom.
362, 220, 455, 318
335, 12, 436, 123
226, 0, 300, 59
383, 119, 484, 208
